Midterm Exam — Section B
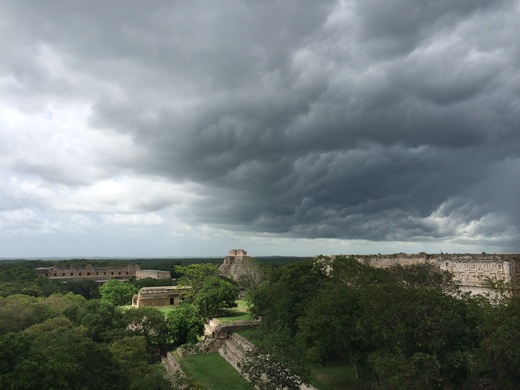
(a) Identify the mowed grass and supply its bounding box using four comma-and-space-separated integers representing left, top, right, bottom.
235, 328, 264, 348
179, 352, 253, 390
215, 299, 253, 323
154, 305, 178, 314
126, 300, 251, 319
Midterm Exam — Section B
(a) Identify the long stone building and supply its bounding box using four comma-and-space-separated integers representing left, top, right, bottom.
36, 265, 171, 283
330, 253, 520, 295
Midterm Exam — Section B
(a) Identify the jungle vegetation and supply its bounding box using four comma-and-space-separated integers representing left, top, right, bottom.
242, 256, 520, 390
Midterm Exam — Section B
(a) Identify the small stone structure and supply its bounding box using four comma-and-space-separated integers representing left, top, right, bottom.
132, 286, 188, 308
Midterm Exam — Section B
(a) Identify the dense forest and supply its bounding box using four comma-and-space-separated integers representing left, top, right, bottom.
242, 256, 520, 389
1, 256, 520, 389
0, 259, 238, 389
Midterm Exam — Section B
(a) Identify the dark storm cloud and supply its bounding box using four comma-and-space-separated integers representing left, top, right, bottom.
2, 0, 519, 250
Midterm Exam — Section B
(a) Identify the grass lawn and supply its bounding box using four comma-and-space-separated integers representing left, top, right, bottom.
179, 352, 253, 390
119, 304, 177, 315
235, 327, 264, 347
154, 305, 178, 314
214, 300, 253, 323
124, 300, 251, 320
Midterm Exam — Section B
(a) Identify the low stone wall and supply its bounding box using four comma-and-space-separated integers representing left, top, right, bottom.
211, 320, 260, 339
135, 269, 171, 280
219, 333, 317, 390
219, 332, 254, 371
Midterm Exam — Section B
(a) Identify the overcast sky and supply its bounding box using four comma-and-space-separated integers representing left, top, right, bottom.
1, 0, 519, 258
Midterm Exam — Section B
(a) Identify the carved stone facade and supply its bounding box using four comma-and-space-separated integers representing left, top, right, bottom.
336, 253, 520, 295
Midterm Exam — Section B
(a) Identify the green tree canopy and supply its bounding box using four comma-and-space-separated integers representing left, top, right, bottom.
166, 303, 204, 347
123, 307, 169, 357
73, 299, 125, 342
193, 276, 239, 318
174, 263, 219, 301
99, 279, 138, 306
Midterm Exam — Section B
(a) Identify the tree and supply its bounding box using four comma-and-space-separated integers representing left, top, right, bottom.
129, 365, 174, 390
1, 327, 127, 390
253, 259, 327, 335
74, 299, 125, 342
40, 293, 86, 318
0, 294, 50, 335
297, 282, 365, 377
108, 336, 150, 382
99, 279, 138, 306
321, 255, 386, 287
368, 352, 443, 390
174, 263, 219, 301
387, 263, 459, 295
166, 303, 204, 347
0, 332, 31, 380
62, 279, 101, 299
360, 284, 471, 388
470, 292, 520, 389
123, 307, 169, 357
193, 276, 239, 318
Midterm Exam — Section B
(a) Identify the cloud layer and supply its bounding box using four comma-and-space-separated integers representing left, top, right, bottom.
1, 0, 519, 257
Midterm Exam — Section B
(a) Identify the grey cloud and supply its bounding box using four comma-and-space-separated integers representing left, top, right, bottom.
2, 0, 519, 251
355, 0, 512, 57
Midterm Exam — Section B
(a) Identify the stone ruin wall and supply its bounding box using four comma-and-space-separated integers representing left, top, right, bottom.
135, 269, 171, 280
351, 253, 520, 295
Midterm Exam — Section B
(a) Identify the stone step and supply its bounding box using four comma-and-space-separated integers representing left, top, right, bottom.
218, 333, 253, 372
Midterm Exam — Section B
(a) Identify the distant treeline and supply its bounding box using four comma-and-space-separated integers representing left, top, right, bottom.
1, 255, 308, 267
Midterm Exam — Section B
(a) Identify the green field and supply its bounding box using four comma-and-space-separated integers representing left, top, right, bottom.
235, 327, 265, 347
214, 299, 253, 323
154, 305, 178, 314
126, 299, 252, 319
179, 352, 253, 390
